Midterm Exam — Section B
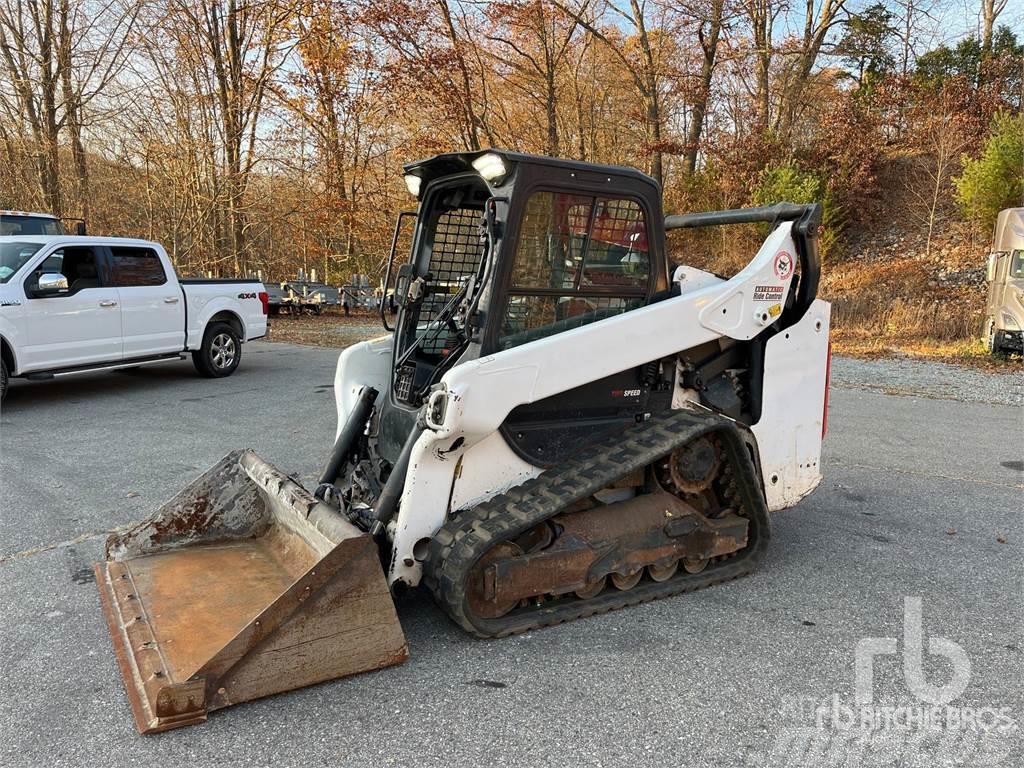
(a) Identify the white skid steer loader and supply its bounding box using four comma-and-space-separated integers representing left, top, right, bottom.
95, 150, 831, 733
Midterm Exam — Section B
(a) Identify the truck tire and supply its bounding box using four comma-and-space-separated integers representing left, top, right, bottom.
985, 318, 998, 354
1, 358, 7, 403
193, 322, 242, 378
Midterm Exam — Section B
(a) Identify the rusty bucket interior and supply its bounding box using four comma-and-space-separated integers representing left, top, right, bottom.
95, 450, 407, 734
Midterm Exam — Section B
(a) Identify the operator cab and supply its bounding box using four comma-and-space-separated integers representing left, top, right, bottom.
377, 150, 670, 465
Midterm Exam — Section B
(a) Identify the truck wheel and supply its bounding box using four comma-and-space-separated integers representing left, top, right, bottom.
1, 358, 7, 403
193, 322, 242, 378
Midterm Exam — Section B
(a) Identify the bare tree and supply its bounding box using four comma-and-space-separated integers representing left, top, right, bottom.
553, 0, 674, 184
776, 0, 848, 140
676, 0, 731, 173
906, 90, 970, 257
980, 0, 1008, 53
487, 0, 583, 156
0, 0, 139, 216
741, 0, 779, 133
164, 0, 300, 271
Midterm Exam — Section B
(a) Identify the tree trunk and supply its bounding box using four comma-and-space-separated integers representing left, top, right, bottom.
437, 0, 482, 150
629, 0, 662, 185
744, 0, 773, 134
980, 0, 1005, 52
683, 0, 724, 174
546, 69, 559, 156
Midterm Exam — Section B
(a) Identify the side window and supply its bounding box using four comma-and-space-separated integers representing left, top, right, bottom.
1010, 250, 1024, 279
25, 246, 104, 295
511, 192, 592, 290
500, 191, 650, 350
109, 247, 166, 287
583, 199, 648, 289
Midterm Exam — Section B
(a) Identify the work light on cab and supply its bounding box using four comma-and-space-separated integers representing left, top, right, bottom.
404, 174, 422, 198
471, 152, 507, 183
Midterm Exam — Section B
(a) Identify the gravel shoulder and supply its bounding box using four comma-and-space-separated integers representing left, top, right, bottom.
830, 355, 1022, 407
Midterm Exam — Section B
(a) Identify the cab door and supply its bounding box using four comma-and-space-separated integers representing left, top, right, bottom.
109, 245, 185, 357
492, 190, 663, 467
19, 245, 123, 371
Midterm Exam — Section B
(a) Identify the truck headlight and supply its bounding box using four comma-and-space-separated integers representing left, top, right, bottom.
1002, 313, 1020, 331
472, 153, 508, 183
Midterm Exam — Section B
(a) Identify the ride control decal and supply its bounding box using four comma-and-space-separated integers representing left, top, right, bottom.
774, 250, 794, 280
753, 285, 784, 302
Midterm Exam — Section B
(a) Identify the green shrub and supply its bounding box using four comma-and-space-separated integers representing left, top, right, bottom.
954, 112, 1024, 229
752, 162, 841, 258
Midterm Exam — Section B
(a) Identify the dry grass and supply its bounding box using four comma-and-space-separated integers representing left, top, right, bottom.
829, 329, 1021, 370
266, 309, 387, 348
818, 255, 1024, 369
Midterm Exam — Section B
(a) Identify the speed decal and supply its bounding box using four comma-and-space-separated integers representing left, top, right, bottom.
774, 251, 794, 280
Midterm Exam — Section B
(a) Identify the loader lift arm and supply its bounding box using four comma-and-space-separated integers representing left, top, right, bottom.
665, 202, 822, 328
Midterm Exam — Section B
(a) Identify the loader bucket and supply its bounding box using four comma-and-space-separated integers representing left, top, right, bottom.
94, 450, 408, 734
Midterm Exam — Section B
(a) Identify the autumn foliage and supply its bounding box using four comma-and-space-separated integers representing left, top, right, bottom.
0, 0, 1019, 299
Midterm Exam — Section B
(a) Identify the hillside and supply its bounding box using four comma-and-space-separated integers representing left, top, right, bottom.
825, 220, 1000, 363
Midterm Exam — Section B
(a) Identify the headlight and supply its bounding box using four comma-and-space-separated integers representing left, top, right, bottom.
1001, 313, 1020, 330
472, 153, 508, 183
403, 174, 421, 198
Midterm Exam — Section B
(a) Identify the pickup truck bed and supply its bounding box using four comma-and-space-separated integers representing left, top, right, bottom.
0, 235, 269, 400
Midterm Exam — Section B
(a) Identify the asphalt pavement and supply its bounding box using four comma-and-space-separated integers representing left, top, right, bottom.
1, 342, 1021, 767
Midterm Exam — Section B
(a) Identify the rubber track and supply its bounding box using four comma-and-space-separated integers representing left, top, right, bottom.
424, 409, 772, 638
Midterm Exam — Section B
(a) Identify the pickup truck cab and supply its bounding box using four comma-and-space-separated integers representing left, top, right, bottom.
0, 235, 268, 401
0, 210, 66, 236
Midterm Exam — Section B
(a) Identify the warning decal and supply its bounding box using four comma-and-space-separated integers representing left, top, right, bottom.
774, 251, 794, 280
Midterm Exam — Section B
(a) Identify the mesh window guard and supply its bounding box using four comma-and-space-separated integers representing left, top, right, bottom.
414, 208, 485, 354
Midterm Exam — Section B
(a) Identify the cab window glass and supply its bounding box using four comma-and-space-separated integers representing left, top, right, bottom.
26, 246, 103, 294
582, 199, 648, 289
109, 247, 166, 287
0, 242, 43, 283
502, 295, 645, 349
1010, 250, 1024, 279
510, 191, 592, 290
0, 216, 62, 236
500, 190, 650, 350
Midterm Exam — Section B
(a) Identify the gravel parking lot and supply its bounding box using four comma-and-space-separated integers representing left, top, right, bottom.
1, 343, 1021, 767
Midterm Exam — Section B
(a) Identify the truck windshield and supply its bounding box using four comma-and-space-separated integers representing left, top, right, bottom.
0, 242, 44, 283
1011, 250, 1024, 279
0, 216, 63, 236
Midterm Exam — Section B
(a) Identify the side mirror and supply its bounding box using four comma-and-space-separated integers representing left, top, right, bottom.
986, 253, 998, 282
35, 273, 69, 297
74, 221, 87, 236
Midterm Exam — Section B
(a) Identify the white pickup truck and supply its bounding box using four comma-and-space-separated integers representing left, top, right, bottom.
0, 235, 268, 401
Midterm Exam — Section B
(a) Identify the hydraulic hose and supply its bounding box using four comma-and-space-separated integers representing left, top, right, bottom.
314, 385, 378, 501
369, 424, 424, 537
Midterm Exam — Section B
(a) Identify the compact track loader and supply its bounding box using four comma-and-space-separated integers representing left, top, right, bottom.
96, 150, 832, 733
